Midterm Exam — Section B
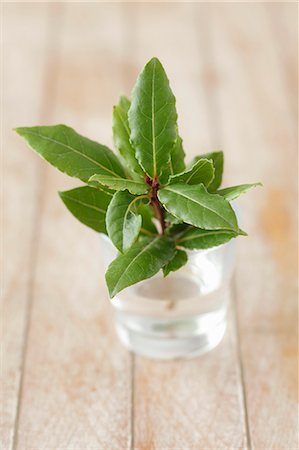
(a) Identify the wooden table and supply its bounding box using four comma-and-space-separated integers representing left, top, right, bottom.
2, 3, 297, 449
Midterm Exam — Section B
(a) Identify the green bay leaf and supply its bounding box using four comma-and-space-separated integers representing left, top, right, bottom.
89, 174, 148, 195
169, 158, 214, 187
169, 136, 186, 175
160, 135, 186, 184
190, 151, 224, 191
113, 96, 144, 177
16, 125, 125, 183
218, 183, 262, 200
177, 227, 241, 250
106, 191, 145, 253
106, 235, 176, 298
59, 186, 112, 233
128, 57, 177, 179
158, 183, 238, 231
163, 250, 188, 277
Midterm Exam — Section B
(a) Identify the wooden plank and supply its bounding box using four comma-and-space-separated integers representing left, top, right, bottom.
266, 2, 298, 120
1, 4, 58, 449
14, 3, 133, 449
4, 2, 296, 448
15, 171, 133, 449
209, 3, 298, 448
134, 331, 248, 449
123, 3, 214, 157
128, 4, 247, 448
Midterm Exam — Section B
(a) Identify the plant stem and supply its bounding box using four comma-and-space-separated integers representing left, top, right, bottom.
146, 175, 166, 234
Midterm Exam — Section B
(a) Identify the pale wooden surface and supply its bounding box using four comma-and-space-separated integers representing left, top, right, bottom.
2, 3, 297, 450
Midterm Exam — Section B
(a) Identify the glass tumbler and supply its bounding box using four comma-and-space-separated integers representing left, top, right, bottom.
100, 235, 236, 360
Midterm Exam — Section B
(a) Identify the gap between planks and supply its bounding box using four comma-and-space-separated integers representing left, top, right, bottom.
11, 4, 65, 449
196, 4, 252, 447
130, 5, 250, 449
231, 277, 252, 450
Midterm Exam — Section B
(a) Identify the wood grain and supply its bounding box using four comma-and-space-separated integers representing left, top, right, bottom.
209, 3, 298, 448
129, 4, 248, 449
1, 4, 58, 449
2, 2, 297, 449
13, 4, 133, 449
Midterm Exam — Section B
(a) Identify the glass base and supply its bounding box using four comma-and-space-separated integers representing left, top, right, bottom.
114, 308, 227, 360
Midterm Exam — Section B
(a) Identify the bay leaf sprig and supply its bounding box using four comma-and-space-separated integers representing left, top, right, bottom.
16, 57, 261, 298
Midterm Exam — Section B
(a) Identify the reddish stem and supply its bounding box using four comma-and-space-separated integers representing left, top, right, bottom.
147, 176, 166, 234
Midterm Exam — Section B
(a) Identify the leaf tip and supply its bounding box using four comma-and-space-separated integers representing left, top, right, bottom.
105, 276, 117, 299
148, 56, 160, 64
14, 127, 26, 136
144, 56, 164, 73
